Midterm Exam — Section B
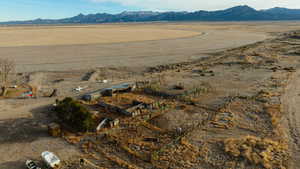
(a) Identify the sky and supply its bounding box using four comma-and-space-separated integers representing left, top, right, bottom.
1, 0, 300, 21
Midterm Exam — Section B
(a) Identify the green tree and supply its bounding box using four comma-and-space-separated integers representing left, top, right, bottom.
55, 97, 95, 132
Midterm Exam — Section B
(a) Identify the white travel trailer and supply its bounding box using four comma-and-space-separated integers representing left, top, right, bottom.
41, 151, 61, 168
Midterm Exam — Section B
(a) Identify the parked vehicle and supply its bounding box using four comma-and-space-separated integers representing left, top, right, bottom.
25, 160, 41, 169
22, 91, 33, 98
41, 151, 60, 168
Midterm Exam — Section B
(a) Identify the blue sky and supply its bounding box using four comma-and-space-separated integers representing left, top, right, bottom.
0, 0, 140, 21
1, 0, 300, 21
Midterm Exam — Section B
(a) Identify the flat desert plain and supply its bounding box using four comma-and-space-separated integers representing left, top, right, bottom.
1, 22, 299, 72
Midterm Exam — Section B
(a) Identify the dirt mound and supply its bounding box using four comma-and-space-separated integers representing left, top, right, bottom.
83, 67, 136, 82
82, 70, 101, 82
150, 109, 206, 131
27, 73, 44, 86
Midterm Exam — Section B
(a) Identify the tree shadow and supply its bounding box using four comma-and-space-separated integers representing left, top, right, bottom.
0, 103, 55, 144
0, 160, 24, 169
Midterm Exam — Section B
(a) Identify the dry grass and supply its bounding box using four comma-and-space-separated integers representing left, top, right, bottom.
264, 104, 282, 127
141, 121, 165, 133
150, 137, 200, 168
211, 111, 235, 129
224, 136, 289, 169
0, 25, 200, 47
101, 150, 142, 169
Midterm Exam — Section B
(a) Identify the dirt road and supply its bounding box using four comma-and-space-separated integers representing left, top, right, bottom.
283, 70, 300, 168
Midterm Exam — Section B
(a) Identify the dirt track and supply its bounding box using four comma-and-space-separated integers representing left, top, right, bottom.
283, 70, 300, 168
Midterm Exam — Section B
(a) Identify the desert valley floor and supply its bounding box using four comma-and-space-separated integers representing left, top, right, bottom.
0, 22, 282, 72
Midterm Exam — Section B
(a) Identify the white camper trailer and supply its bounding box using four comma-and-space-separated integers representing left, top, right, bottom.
41, 151, 60, 168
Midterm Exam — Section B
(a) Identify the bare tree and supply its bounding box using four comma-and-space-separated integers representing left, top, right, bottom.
0, 58, 15, 96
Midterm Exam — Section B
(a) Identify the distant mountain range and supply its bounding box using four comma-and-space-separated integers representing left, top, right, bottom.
2, 5, 300, 25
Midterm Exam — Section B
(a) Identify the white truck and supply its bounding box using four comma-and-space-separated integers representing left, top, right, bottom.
41, 151, 61, 168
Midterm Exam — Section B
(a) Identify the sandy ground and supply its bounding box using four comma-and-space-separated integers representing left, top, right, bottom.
283, 70, 300, 169
0, 98, 81, 169
0, 25, 201, 47
0, 22, 284, 72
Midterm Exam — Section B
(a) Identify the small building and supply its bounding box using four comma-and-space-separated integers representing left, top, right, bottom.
82, 83, 136, 101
